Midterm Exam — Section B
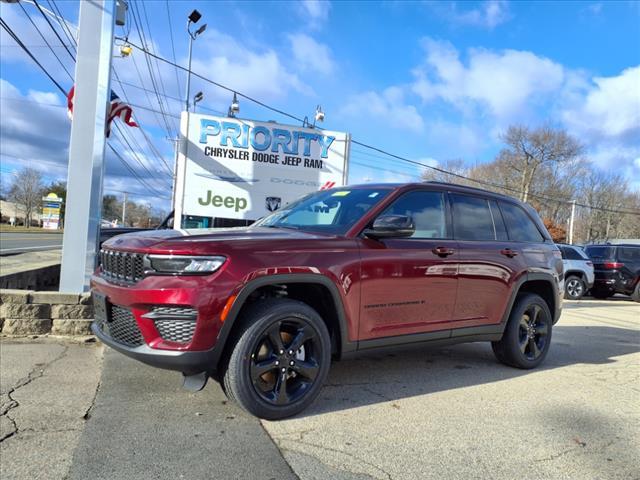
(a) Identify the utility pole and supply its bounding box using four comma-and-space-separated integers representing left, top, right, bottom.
568, 199, 576, 245
59, 0, 116, 292
121, 192, 127, 226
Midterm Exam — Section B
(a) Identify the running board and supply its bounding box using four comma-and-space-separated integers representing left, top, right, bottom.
182, 372, 208, 392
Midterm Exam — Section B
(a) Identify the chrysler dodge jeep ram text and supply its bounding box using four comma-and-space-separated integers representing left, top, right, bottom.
91, 182, 563, 419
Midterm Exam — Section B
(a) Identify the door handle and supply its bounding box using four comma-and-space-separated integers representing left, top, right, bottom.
432, 246, 455, 257
500, 248, 518, 258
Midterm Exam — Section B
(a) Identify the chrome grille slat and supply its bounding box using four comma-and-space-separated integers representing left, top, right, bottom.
99, 249, 145, 285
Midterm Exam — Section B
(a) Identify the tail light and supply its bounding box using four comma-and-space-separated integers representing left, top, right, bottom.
602, 262, 624, 269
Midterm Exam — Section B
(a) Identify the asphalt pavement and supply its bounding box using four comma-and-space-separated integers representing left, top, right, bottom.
1, 298, 639, 480
0, 232, 63, 254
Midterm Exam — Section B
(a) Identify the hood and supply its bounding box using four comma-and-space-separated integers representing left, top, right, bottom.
101, 226, 334, 253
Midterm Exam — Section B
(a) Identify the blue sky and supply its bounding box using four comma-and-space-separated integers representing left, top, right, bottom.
1, 0, 639, 208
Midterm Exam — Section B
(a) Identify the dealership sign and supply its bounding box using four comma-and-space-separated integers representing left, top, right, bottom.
174, 113, 349, 222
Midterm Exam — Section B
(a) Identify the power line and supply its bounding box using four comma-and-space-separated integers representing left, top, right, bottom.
17, 1, 74, 82
47, 0, 77, 53
0, 18, 67, 95
165, 0, 183, 101
32, 0, 75, 61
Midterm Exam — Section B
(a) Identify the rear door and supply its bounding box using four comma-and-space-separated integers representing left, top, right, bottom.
449, 194, 525, 328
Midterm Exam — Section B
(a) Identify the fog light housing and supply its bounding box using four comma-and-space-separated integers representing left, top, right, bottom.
147, 255, 226, 274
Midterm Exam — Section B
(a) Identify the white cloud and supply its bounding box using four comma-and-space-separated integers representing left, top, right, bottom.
298, 0, 331, 30
562, 66, 640, 140
340, 86, 424, 133
429, 0, 512, 29
191, 28, 312, 102
287, 33, 335, 75
412, 38, 565, 123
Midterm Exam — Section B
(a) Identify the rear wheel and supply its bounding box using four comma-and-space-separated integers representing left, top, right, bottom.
564, 275, 585, 300
631, 282, 640, 303
222, 299, 331, 420
492, 293, 552, 369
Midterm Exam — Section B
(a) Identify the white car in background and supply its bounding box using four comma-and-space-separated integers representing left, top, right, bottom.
557, 244, 595, 300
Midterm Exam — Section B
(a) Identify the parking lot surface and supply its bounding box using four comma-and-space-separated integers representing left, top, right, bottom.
262, 298, 640, 480
1, 298, 638, 479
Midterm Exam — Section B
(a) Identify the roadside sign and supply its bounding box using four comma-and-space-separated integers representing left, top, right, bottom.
41, 192, 63, 230
174, 113, 349, 224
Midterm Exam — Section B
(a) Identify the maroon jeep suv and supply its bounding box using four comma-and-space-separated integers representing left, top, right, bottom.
92, 182, 563, 419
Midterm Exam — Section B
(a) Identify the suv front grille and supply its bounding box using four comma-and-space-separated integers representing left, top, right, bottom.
101, 306, 144, 347
100, 249, 145, 284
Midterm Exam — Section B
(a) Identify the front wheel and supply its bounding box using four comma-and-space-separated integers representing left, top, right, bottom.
222, 299, 331, 420
564, 275, 585, 300
492, 293, 552, 369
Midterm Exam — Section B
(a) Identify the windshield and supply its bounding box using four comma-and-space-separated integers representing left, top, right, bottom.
253, 187, 392, 235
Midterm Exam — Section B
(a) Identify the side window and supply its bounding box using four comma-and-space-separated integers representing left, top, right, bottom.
565, 247, 584, 261
558, 246, 568, 259
381, 191, 447, 239
489, 200, 509, 241
499, 202, 545, 243
619, 247, 640, 262
450, 194, 495, 241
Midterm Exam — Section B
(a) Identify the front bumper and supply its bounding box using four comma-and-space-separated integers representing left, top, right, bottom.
92, 322, 217, 375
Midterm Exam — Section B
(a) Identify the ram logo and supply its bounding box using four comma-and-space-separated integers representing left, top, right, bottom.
265, 197, 282, 212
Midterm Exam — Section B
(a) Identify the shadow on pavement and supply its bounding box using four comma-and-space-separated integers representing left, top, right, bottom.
298, 325, 640, 418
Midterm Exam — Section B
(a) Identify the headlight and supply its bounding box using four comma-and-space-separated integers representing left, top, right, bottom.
147, 255, 226, 274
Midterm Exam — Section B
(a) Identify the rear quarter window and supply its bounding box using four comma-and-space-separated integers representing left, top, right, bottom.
499, 202, 545, 243
618, 247, 640, 262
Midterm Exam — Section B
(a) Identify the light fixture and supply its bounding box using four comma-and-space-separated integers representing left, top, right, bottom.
188, 9, 202, 24
313, 105, 325, 126
195, 23, 207, 36
193, 91, 203, 112
228, 92, 240, 117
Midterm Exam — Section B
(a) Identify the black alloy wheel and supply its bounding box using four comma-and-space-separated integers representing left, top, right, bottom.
517, 304, 550, 361
223, 298, 331, 420
492, 293, 553, 369
249, 320, 321, 406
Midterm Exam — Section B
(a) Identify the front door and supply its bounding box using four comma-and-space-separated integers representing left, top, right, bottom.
358, 189, 459, 340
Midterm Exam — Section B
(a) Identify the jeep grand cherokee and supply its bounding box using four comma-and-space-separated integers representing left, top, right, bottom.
91, 182, 563, 419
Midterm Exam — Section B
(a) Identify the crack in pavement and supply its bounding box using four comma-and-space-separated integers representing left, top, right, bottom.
277, 437, 393, 480
0, 345, 69, 443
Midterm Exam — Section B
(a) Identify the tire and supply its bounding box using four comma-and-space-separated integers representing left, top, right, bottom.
631, 282, 640, 303
222, 298, 331, 420
492, 293, 552, 369
564, 275, 586, 300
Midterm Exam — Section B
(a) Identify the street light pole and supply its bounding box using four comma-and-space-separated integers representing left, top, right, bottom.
172, 10, 206, 229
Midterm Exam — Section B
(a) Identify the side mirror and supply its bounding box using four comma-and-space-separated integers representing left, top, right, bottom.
364, 215, 415, 239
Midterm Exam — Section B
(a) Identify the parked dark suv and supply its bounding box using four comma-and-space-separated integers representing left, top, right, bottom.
584, 244, 640, 301
91, 183, 563, 419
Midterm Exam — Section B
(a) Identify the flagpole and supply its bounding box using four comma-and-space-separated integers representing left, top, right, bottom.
59, 0, 116, 292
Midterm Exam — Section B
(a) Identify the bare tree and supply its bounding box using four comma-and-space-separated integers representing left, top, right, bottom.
498, 125, 583, 203
421, 159, 471, 184
8, 167, 45, 228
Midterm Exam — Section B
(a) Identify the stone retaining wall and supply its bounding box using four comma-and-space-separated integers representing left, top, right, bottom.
0, 289, 93, 336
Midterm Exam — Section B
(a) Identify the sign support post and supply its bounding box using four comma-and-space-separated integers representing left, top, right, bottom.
59, 0, 116, 292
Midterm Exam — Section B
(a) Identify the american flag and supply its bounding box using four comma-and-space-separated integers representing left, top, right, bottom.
67, 86, 138, 137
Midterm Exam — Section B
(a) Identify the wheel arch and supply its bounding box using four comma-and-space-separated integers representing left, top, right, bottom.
212, 274, 355, 372
564, 270, 585, 280
500, 273, 560, 329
